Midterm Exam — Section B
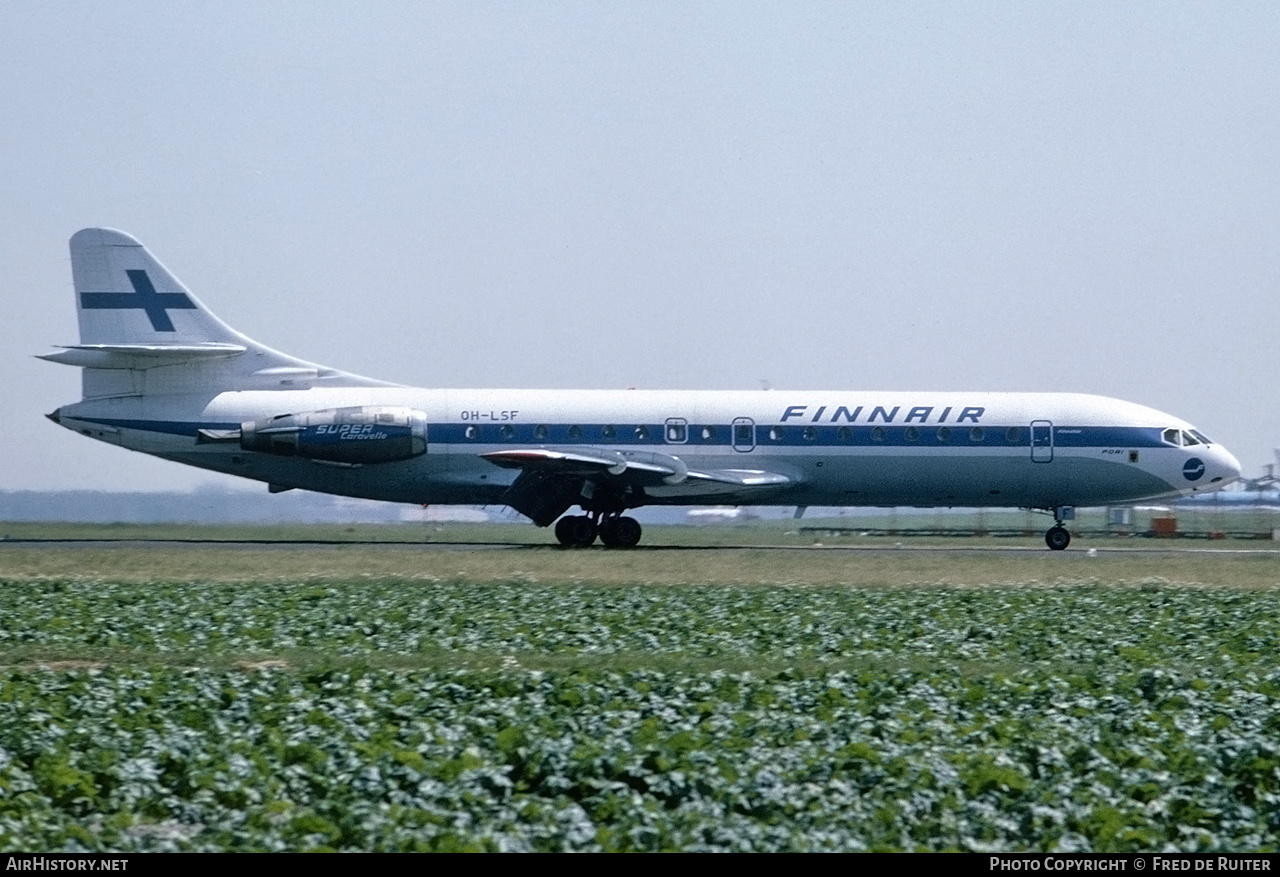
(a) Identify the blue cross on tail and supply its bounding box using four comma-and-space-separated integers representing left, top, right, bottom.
79, 270, 197, 332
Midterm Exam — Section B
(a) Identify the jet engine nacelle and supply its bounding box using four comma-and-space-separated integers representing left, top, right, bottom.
240, 406, 427, 464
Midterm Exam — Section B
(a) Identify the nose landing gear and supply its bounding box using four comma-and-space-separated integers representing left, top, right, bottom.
1044, 506, 1074, 551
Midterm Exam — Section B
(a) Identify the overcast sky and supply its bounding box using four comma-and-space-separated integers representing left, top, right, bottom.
3, 2, 1279, 492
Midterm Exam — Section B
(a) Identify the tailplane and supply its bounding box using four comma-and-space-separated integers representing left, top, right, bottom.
41, 228, 392, 398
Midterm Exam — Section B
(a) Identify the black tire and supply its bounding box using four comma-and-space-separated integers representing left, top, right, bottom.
598, 517, 619, 547
566, 515, 598, 547
611, 516, 642, 548
554, 515, 577, 547
1045, 526, 1070, 551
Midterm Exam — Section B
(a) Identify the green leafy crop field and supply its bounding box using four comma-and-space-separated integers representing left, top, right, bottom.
1, 535, 1279, 851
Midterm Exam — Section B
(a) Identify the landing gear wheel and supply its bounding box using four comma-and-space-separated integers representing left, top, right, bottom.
554, 516, 577, 546
612, 516, 642, 548
599, 516, 642, 548
571, 516, 599, 547
1045, 526, 1071, 551
555, 515, 597, 547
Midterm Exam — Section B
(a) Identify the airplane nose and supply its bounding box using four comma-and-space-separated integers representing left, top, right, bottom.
1215, 446, 1242, 487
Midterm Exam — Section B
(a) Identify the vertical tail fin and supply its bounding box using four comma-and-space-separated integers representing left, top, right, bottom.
70, 228, 245, 345
41, 228, 392, 398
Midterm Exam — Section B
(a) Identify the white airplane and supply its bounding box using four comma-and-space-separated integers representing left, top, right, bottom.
42, 228, 1242, 550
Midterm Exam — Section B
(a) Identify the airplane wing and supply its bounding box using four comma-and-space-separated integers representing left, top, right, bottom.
481, 447, 792, 525
481, 447, 688, 484
685, 468, 793, 487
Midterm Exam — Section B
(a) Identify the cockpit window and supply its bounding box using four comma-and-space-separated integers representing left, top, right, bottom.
1191, 430, 1212, 445
1164, 428, 1208, 447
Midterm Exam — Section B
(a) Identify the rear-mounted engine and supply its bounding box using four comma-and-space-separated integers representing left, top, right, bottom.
201, 406, 427, 464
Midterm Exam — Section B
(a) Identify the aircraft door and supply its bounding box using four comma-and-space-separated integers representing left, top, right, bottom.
732, 417, 755, 452
1031, 420, 1053, 463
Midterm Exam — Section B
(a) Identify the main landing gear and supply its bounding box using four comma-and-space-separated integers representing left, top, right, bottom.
554, 513, 643, 548
1044, 506, 1074, 551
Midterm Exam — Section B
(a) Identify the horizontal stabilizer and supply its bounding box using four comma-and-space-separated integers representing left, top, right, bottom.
38, 343, 246, 369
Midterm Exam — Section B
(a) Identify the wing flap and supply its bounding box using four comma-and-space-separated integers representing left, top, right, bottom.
482, 447, 628, 475
686, 468, 793, 487
646, 467, 793, 499
482, 447, 688, 485
499, 468, 585, 527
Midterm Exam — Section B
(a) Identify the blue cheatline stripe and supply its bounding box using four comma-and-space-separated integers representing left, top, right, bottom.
76, 417, 241, 437
449, 423, 685, 445
438, 422, 1170, 448
73, 417, 1177, 450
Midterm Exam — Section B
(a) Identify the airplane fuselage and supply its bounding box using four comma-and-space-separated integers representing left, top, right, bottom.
54, 386, 1238, 510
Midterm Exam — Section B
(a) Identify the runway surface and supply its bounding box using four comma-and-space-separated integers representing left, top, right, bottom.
4, 537, 1279, 557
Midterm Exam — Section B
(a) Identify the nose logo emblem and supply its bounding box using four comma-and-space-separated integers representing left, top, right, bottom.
1183, 458, 1205, 481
